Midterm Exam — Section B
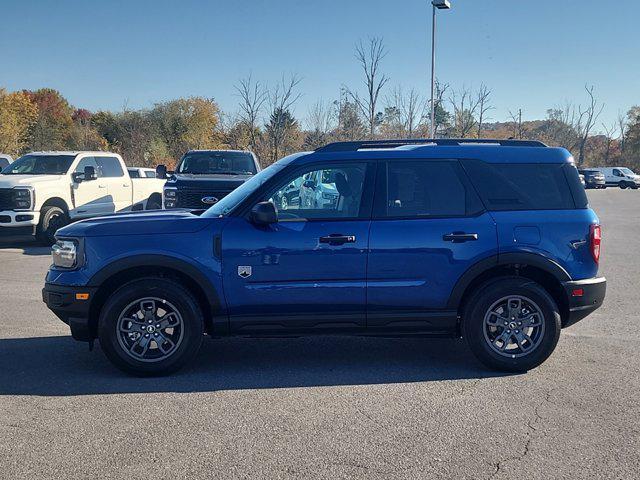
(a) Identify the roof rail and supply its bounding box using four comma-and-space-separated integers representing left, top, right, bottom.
315, 138, 547, 153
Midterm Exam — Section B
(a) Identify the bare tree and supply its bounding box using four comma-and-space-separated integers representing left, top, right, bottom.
431, 80, 450, 137
346, 37, 390, 138
508, 109, 527, 139
601, 122, 618, 165
385, 86, 425, 138
306, 99, 336, 135
617, 111, 628, 153
449, 87, 480, 138
576, 85, 604, 165
235, 74, 267, 151
476, 84, 494, 137
266, 74, 302, 163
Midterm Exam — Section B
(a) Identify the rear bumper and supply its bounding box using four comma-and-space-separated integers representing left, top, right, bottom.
561, 277, 606, 328
42, 283, 97, 341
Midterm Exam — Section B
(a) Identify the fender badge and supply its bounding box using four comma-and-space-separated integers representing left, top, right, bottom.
238, 266, 252, 278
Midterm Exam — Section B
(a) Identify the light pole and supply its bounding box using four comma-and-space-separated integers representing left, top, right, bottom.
430, 0, 451, 138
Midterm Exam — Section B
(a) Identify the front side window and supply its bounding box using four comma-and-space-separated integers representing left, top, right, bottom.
265, 163, 368, 220
3, 154, 76, 175
382, 160, 483, 218
75, 157, 101, 177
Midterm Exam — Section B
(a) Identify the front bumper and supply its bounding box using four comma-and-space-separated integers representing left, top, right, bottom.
0, 210, 40, 236
561, 277, 606, 328
42, 283, 98, 341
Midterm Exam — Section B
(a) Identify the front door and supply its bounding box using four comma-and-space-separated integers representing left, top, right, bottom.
71, 157, 110, 217
221, 162, 374, 334
367, 159, 498, 333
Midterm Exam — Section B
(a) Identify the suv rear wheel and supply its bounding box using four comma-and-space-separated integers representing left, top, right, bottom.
98, 277, 204, 376
462, 277, 561, 372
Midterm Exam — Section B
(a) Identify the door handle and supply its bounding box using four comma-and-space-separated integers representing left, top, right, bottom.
443, 232, 478, 243
319, 234, 356, 245
98, 184, 107, 189
123, 184, 130, 187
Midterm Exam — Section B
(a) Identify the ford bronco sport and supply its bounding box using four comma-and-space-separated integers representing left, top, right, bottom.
43, 139, 606, 376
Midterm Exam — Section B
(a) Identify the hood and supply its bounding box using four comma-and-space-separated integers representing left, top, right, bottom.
57, 209, 220, 238
167, 173, 252, 190
0, 175, 64, 188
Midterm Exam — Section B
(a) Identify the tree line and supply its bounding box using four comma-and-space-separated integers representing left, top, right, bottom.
1, 37, 639, 170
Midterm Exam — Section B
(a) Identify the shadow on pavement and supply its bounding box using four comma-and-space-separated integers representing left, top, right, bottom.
0, 335, 511, 396
0, 236, 50, 256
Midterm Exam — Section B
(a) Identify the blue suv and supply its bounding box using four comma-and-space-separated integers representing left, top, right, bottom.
43, 139, 606, 376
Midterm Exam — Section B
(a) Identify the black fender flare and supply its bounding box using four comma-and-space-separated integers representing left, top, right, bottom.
447, 252, 571, 310
88, 254, 224, 331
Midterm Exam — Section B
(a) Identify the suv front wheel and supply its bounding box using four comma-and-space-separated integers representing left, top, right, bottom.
98, 277, 204, 376
463, 277, 561, 372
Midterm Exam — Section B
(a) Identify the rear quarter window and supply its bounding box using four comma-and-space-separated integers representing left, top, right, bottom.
462, 160, 585, 211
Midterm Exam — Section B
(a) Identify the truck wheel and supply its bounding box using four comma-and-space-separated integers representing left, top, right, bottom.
36, 206, 69, 246
620, 182, 628, 189
146, 195, 161, 210
98, 277, 204, 376
462, 277, 561, 372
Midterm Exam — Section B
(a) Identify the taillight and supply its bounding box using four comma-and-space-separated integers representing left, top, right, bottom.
590, 224, 601, 264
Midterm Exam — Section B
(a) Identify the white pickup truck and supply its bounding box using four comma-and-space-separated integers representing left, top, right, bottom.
0, 151, 164, 244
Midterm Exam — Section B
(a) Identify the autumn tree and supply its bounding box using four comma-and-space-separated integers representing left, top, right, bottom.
235, 74, 267, 152
0, 88, 38, 156
449, 87, 480, 138
24, 88, 73, 150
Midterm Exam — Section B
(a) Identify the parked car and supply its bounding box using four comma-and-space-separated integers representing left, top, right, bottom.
43, 139, 606, 376
158, 150, 260, 209
596, 167, 640, 189
0, 154, 12, 170
0, 151, 164, 244
127, 167, 157, 179
578, 169, 606, 189
273, 176, 303, 210
578, 173, 586, 188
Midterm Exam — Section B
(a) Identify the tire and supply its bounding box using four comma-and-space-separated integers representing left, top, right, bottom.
36, 205, 69, 246
462, 277, 561, 372
620, 182, 628, 189
280, 195, 289, 210
98, 277, 204, 376
146, 197, 161, 210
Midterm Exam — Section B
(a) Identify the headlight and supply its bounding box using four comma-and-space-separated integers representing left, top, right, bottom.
12, 187, 33, 211
51, 239, 80, 269
163, 188, 177, 208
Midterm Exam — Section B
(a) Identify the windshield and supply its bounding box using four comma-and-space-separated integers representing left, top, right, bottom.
177, 151, 257, 175
202, 162, 287, 217
620, 168, 636, 175
2, 154, 76, 175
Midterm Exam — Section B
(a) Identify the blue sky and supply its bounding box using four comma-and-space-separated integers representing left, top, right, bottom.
0, 0, 637, 130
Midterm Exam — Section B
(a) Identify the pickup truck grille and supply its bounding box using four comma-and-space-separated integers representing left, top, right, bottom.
0, 189, 13, 211
176, 189, 231, 209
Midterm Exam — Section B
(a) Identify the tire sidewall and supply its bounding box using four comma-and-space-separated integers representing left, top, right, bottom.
98, 278, 204, 376
37, 206, 68, 245
463, 278, 561, 372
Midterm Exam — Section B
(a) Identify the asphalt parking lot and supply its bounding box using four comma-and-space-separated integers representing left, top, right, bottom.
0, 189, 639, 479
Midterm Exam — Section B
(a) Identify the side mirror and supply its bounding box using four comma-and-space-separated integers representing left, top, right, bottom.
156, 164, 167, 179
84, 165, 97, 181
250, 201, 277, 225
303, 179, 316, 189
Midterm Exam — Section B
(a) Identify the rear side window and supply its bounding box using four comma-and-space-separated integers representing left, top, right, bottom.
379, 160, 484, 218
96, 157, 124, 177
128, 169, 140, 178
462, 160, 584, 211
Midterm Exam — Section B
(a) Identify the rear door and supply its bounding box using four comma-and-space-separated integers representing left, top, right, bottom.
366, 159, 497, 333
95, 156, 130, 212
221, 161, 374, 334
